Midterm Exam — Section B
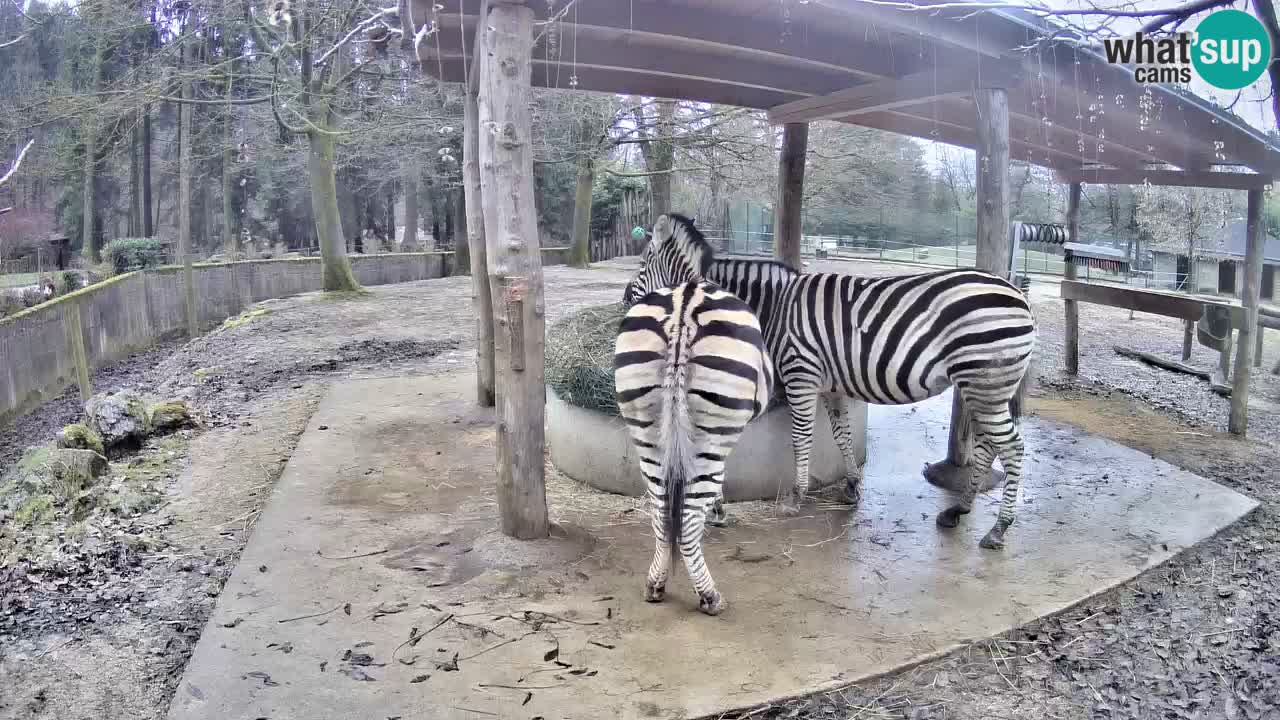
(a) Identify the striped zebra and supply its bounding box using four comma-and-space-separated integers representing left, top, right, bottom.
614, 275, 773, 615
626, 214, 1037, 550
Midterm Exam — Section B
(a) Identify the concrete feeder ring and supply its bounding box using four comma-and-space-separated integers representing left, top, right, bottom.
547, 387, 862, 502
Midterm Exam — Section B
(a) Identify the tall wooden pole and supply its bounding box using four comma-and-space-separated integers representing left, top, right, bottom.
1064, 182, 1082, 375
464, 80, 495, 406
478, 1, 549, 539
774, 122, 808, 269
925, 87, 1010, 493
1229, 188, 1266, 435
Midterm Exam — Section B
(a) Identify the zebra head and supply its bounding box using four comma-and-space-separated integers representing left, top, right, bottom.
622, 213, 714, 307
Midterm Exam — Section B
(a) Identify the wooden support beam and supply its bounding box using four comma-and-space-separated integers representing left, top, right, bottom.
1059, 281, 1248, 326
774, 122, 808, 269
925, 86, 1010, 494
1056, 168, 1274, 191
1063, 183, 1082, 376
478, 1, 549, 539
767, 62, 1020, 125
1230, 188, 1266, 435
463, 60, 495, 407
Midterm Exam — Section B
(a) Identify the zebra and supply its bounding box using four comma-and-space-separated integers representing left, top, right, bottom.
626, 213, 1037, 550
614, 272, 773, 615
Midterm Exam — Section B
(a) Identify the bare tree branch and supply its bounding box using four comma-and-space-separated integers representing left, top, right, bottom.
1253, 0, 1280, 125
0, 139, 34, 188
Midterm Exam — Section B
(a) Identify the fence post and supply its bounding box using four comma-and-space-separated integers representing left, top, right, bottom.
62, 299, 92, 403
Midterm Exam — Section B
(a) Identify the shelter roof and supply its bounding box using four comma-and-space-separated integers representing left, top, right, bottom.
415, 0, 1280, 183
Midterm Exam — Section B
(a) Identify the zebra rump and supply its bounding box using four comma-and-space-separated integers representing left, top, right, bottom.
615, 280, 772, 615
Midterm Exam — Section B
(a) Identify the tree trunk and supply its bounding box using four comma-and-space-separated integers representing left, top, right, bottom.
129, 121, 141, 237
453, 187, 469, 273
81, 124, 99, 260
479, 3, 548, 539
570, 152, 593, 267
142, 106, 154, 237
464, 80, 495, 407
925, 86, 1010, 494
635, 99, 676, 222
308, 123, 361, 291
178, 43, 198, 338
402, 167, 419, 249
774, 122, 808, 269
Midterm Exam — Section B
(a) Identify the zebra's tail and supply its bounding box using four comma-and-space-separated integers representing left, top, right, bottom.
1009, 369, 1031, 421
659, 314, 697, 559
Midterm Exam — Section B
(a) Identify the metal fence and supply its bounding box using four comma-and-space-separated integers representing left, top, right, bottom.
695, 227, 1201, 293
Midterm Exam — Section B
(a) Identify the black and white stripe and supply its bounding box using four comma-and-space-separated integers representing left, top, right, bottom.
615, 278, 773, 615
629, 214, 1037, 550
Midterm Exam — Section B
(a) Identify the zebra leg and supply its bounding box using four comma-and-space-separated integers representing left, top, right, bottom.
781, 381, 821, 515
935, 439, 995, 529
976, 408, 1025, 551
678, 503, 726, 616
644, 490, 672, 602
707, 497, 728, 527
823, 391, 865, 506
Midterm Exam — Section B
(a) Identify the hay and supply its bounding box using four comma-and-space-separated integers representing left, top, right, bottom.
545, 302, 628, 416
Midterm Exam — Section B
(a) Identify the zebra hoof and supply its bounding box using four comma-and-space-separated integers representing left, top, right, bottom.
980, 526, 1008, 550
707, 502, 729, 527
644, 582, 666, 603
935, 505, 970, 529
842, 480, 863, 507
698, 591, 726, 616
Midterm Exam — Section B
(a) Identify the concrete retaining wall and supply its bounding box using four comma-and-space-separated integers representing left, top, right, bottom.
546, 387, 864, 502
1, 249, 568, 424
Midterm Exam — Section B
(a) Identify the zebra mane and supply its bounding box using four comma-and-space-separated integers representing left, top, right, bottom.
656, 212, 715, 278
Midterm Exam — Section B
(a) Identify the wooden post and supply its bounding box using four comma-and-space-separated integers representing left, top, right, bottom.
478, 1, 549, 539
1254, 324, 1263, 368
1064, 183, 1082, 375
925, 86, 1009, 493
1182, 320, 1194, 361
178, 40, 198, 339
1229, 188, 1266, 435
464, 64, 495, 407
63, 299, 92, 403
774, 122, 808, 269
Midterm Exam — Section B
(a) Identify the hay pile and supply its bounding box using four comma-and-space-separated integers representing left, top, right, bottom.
545, 302, 628, 416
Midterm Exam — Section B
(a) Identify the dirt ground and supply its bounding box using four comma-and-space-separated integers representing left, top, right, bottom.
2, 257, 1279, 720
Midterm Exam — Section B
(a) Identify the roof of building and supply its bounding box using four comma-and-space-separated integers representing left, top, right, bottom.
1151, 219, 1280, 263
417, 0, 1280, 182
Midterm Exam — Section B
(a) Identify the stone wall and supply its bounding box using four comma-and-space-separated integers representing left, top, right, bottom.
0, 249, 568, 424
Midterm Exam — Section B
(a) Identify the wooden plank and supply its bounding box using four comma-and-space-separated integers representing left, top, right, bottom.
1056, 168, 1273, 191
1064, 184, 1081, 376
1059, 281, 1248, 327
767, 61, 1020, 125
774, 123, 807, 269
1230, 188, 1267, 435
478, 1, 549, 539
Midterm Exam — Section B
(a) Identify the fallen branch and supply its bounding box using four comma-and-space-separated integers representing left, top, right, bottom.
1114, 346, 1231, 397
0, 139, 34, 188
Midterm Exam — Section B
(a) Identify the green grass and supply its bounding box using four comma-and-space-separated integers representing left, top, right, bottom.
0, 272, 40, 288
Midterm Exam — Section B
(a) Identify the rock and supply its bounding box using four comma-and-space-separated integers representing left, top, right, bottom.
86, 391, 149, 449
56, 423, 106, 456
1, 446, 110, 526
148, 400, 194, 433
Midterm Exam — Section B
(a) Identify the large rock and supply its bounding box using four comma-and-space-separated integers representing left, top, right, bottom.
85, 390, 149, 449
148, 400, 194, 433
1, 446, 110, 526
56, 423, 106, 455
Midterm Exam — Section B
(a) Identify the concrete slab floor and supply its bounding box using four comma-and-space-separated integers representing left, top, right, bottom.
168, 372, 1257, 720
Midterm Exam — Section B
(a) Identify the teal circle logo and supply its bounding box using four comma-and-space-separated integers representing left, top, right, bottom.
1192, 10, 1271, 90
